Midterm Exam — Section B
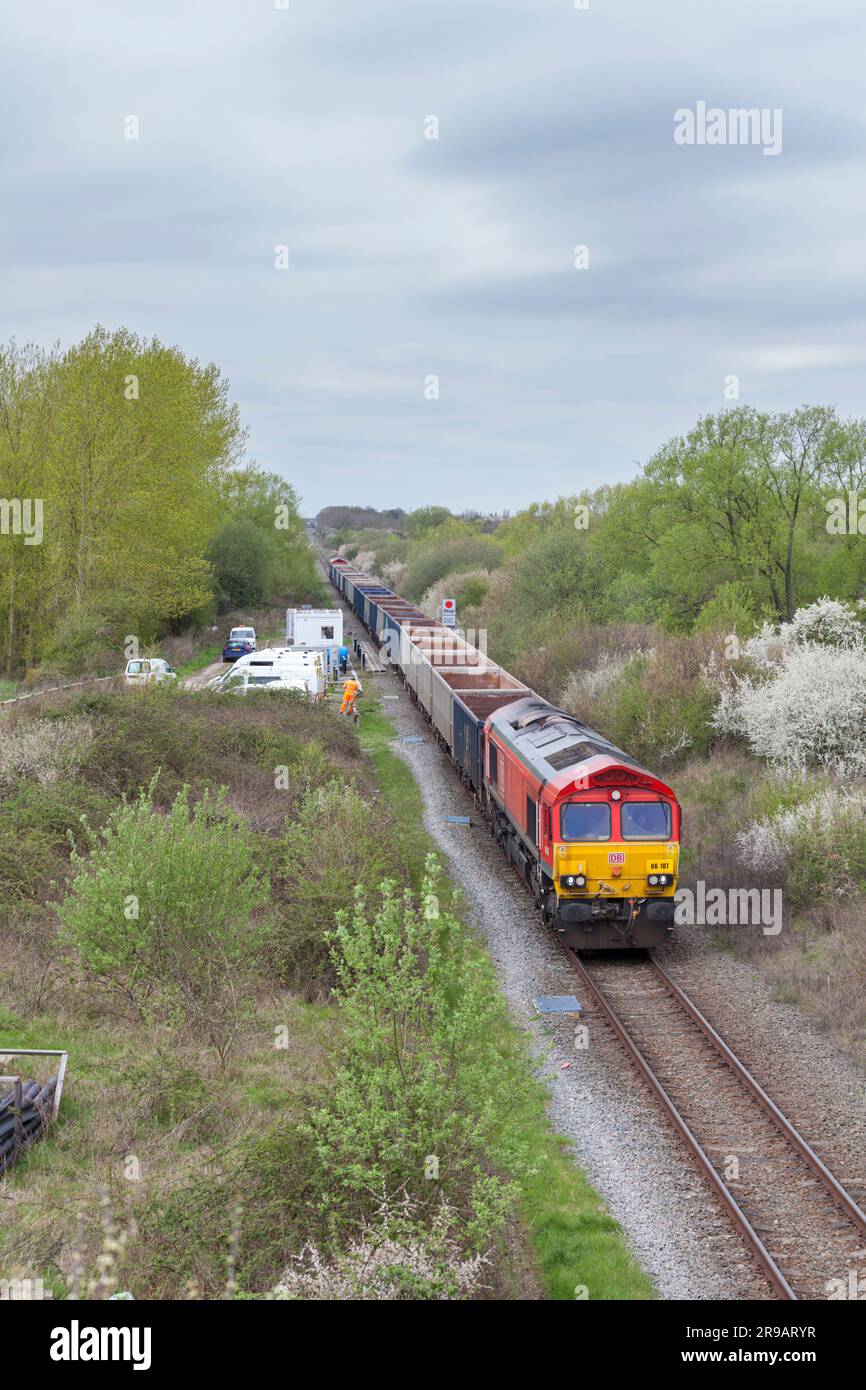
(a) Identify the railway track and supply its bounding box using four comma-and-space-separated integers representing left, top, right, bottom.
566, 950, 866, 1299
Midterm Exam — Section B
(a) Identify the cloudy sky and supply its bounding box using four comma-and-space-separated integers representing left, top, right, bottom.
3, 1, 864, 514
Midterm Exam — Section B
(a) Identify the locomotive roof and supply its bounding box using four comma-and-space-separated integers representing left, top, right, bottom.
486, 695, 667, 789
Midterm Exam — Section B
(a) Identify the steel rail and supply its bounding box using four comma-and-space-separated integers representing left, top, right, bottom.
648, 954, 866, 1240
565, 948, 798, 1300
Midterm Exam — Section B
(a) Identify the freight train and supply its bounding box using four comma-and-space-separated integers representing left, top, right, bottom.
329, 558, 680, 950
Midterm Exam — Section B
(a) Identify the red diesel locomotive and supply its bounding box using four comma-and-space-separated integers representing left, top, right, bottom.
485, 696, 680, 950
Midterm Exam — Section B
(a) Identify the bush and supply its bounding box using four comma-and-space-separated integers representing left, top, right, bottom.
490, 527, 590, 664
304, 858, 534, 1250
72, 687, 359, 804
133, 1115, 321, 1297
268, 780, 403, 994
57, 779, 270, 1039
0, 780, 111, 908
207, 519, 274, 608
741, 597, 865, 669
693, 581, 759, 636
736, 787, 866, 905
403, 537, 504, 603
419, 570, 491, 622
41, 605, 121, 676
714, 644, 866, 774
507, 624, 650, 705
274, 1196, 489, 1300
0, 715, 94, 789
563, 633, 718, 767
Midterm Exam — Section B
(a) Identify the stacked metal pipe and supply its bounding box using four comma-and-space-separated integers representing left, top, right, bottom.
0, 1078, 58, 1174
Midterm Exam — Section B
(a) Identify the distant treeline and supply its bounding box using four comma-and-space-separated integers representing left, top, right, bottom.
316, 504, 408, 533
0, 327, 321, 676
317, 504, 506, 539
328, 406, 866, 654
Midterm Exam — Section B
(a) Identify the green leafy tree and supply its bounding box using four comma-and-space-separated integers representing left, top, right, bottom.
0, 340, 55, 671
0, 328, 321, 674
208, 518, 275, 608
403, 535, 503, 602
406, 506, 454, 538
218, 467, 321, 601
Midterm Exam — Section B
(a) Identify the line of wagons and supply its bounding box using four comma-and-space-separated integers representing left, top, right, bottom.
329, 556, 682, 951
330, 559, 524, 789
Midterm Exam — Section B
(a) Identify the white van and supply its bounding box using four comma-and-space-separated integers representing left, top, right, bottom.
124, 658, 177, 686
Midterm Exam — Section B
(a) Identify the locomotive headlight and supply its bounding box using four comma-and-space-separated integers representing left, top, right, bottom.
611, 790, 621, 801
562, 874, 586, 889
648, 874, 659, 886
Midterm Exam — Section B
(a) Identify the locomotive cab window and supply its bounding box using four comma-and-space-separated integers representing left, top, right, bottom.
489, 741, 499, 785
560, 802, 611, 841
620, 800, 671, 840
526, 796, 537, 844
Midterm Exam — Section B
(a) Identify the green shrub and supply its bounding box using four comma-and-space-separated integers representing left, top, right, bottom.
742, 787, 866, 908
485, 527, 591, 666
304, 858, 535, 1250
369, 535, 409, 569
0, 780, 112, 908
57, 779, 270, 1035
572, 634, 718, 768
267, 779, 403, 993
607, 663, 716, 766
455, 573, 489, 609
693, 581, 759, 636
132, 1116, 321, 1297
41, 604, 125, 676
403, 536, 504, 603
72, 688, 358, 803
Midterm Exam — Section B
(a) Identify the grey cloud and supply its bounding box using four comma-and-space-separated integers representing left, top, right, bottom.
1, 0, 864, 513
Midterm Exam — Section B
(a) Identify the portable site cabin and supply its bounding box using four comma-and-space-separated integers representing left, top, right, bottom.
285, 607, 343, 652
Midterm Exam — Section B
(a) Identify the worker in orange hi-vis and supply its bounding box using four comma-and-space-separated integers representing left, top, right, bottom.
339, 676, 360, 716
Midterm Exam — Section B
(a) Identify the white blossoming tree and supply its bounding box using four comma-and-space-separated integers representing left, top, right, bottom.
714, 599, 866, 773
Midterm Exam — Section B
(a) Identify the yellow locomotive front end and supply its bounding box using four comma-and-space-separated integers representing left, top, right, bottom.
550, 783, 681, 950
